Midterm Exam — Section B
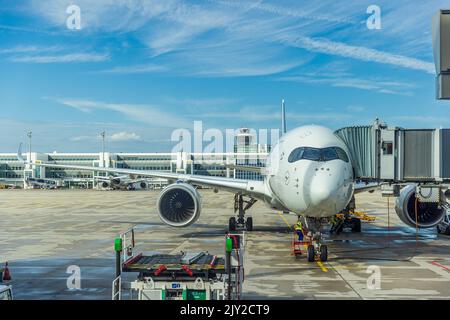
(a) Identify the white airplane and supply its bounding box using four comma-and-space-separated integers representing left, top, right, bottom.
17, 120, 447, 262
95, 174, 148, 190
25, 177, 58, 189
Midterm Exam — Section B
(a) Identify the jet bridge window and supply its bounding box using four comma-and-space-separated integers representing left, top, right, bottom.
382, 141, 393, 155
288, 147, 349, 163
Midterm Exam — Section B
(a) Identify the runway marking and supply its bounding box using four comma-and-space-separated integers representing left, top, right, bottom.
412, 258, 450, 281
328, 262, 363, 300
277, 212, 292, 230
431, 261, 450, 272
316, 261, 328, 272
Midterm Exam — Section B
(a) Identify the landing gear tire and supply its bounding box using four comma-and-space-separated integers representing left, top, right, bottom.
229, 217, 236, 232
246, 217, 253, 231
320, 245, 328, 262
335, 222, 344, 235
351, 218, 361, 233
307, 245, 315, 262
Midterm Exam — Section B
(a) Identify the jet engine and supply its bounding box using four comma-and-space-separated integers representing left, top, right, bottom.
395, 185, 446, 228
157, 183, 202, 227
139, 181, 147, 189
100, 181, 109, 188
111, 177, 121, 186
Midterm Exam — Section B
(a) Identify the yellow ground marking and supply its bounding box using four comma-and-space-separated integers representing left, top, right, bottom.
316, 261, 328, 272
277, 211, 292, 230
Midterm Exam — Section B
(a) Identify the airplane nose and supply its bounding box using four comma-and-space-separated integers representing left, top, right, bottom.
310, 186, 333, 206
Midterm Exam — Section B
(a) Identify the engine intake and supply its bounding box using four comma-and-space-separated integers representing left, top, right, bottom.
157, 183, 202, 227
111, 177, 121, 185
101, 181, 109, 188
395, 185, 446, 228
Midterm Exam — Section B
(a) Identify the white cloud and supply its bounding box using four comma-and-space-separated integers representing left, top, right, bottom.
278, 73, 416, 96
30, 0, 178, 32
21, 0, 445, 80
213, 0, 356, 24
110, 131, 141, 142
11, 53, 110, 63
70, 135, 92, 142
51, 97, 190, 128
199, 107, 353, 123
282, 36, 435, 74
0, 45, 62, 54
96, 64, 167, 74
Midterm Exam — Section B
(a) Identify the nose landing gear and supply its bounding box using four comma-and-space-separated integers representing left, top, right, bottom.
293, 217, 328, 262
306, 233, 328, 262
228, 194, 256, 231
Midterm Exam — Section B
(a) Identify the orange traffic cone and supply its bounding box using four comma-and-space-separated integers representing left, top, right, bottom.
3, 262, 11, 281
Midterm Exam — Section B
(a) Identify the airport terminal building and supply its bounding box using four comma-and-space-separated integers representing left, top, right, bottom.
0, 128, 269, 189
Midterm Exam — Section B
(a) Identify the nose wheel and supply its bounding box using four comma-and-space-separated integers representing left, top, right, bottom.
306, 242, 328, 262
296, 217, 329, 262
229, 194, 256, 231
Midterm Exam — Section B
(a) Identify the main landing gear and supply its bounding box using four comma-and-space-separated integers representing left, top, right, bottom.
330, 215, 361, 234
229, 194, 257, 232
330, 196, 364, 235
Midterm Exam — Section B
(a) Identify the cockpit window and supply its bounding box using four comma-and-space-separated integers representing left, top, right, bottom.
287, 147, 304, 163
302, 148, 321, 161
288, 147, 349, 163
335, 147, 350, 162
321, 147, 338, 161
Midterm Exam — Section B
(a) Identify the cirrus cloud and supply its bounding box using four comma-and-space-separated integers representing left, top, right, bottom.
110, 131, 141, 142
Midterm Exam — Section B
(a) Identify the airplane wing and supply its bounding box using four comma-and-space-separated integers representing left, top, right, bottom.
354, 182, 379, 194
130, 178, 150, 184
225, 164, 264, 174
93, 176, 110, 181
17, 145, 268, 199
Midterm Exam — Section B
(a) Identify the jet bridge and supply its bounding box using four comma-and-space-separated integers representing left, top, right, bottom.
335, 120, 450, 229
335, 120, 450, 184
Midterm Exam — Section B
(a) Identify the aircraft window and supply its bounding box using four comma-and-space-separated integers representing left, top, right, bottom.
302, 148, 321, 161
321, 147, 339, 161
287, 148, 304, 163
335, 147, 350, 162
288, 147, 350, 163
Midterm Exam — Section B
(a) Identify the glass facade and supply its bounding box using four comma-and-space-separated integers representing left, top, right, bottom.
0, 150, 269, 188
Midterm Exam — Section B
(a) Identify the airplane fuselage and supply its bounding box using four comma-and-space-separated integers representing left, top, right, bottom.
265, 125, 354, 218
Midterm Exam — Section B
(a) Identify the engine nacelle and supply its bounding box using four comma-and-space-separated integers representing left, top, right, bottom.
100, 181, 109, 188
139, 181, 147, 189
157, 183, 202, 227
111, 177, 121, 186
395, 185, 446, 228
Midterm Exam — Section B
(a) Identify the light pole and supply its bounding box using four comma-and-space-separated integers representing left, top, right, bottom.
27, 131, 32, 164
101, 131, 106, 168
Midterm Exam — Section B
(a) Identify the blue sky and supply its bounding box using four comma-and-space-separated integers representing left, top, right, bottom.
0, 0, 449, 152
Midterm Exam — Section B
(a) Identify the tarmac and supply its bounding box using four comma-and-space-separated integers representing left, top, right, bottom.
1, 189, 450, 300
